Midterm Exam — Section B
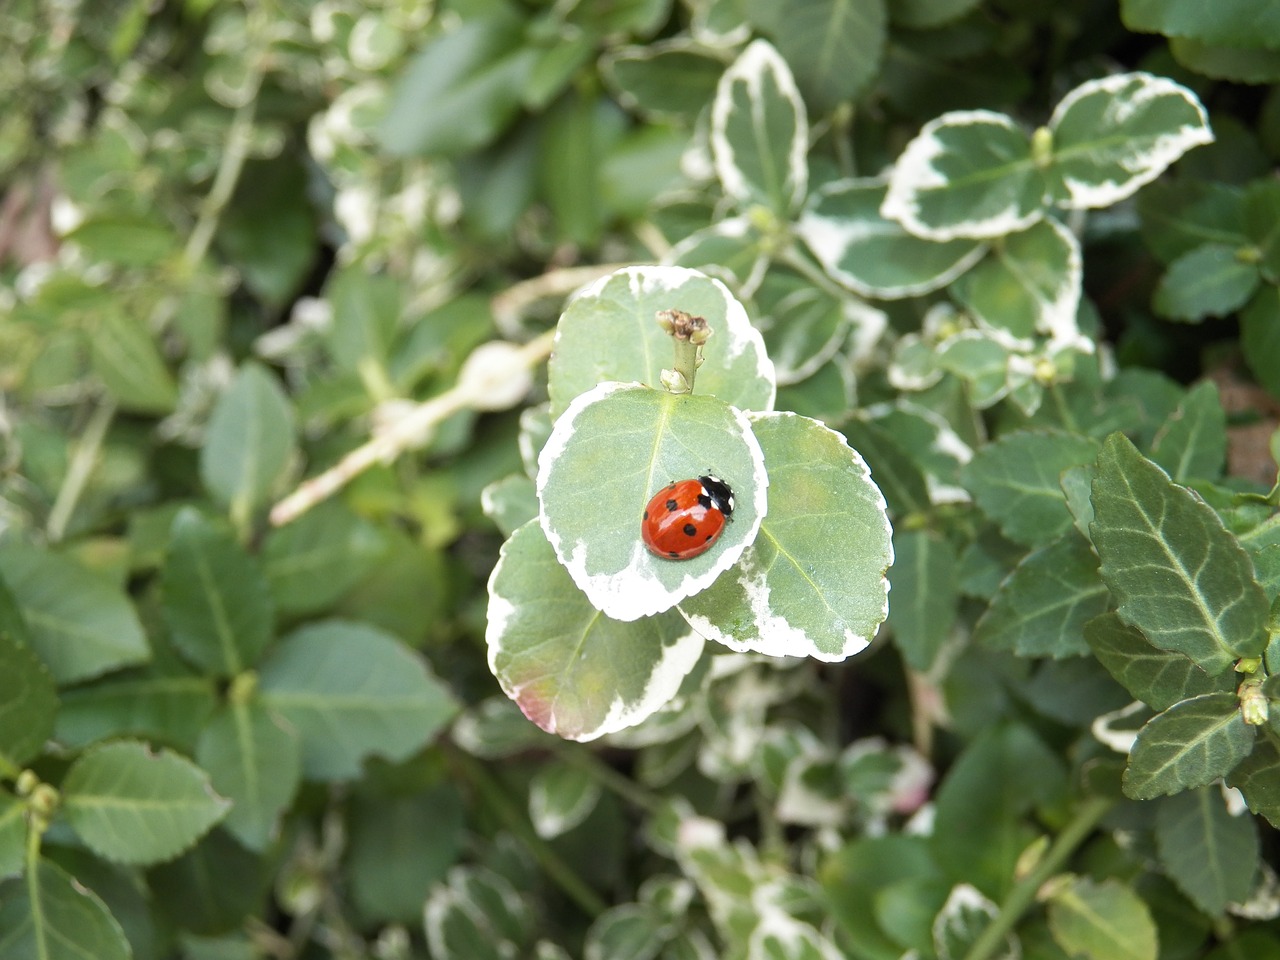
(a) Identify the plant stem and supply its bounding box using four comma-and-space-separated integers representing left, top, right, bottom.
447, 745, 608, 919
557, 743, 663, 814
46, 397, 116, 542
960, 795, 1112, 960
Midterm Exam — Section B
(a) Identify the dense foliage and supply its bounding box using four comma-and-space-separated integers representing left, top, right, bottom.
2, 1, 1280, 959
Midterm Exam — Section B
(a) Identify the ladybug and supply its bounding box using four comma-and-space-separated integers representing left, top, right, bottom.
641, 475, 734, 560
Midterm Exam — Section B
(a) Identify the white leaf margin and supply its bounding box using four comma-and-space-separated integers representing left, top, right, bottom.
536, 381, 769, 622
711, 39, 809, 213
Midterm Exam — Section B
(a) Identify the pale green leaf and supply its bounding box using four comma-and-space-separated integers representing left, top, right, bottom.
538, 382, 768, 622
711, 39, 809, 215
161, 508, 274, 676
667, 218, 769, 296
529, 761, 603, 839
1242, 287, 1280, 400
933, 885, 1013, 960
425, 867, 535, 960
487, 521, 703, 741
1091, 433, 1268, 674
974, 532, 1108, 658
1120, 0, 1280, 50
90, 309, 178, 414
480, 473, 539, 537
0, 544, 149, 684
323, 266, 399, 374
936, 332, 1012, 409
61, 740, 230, 866
584, 904, 667, 960
0, 860, 131, 960
195, 701, 300, 851
799, 178, 985, 299
199, 361, 297, 517
0, 796, 21, 880
546, 266, 775, 417
963, 430, 1100, 548
882, 109, 1043, 241
261, 501, 388, 616
1046, 877, 1157, 960
886, 529, 958, 671
257, 620, 458, 780
1226, 737, 1280, 829
1047, 72, 1213, 210
1085, 612, 1232, 711
602, 42, 724, 119
680, 412, 892, 662
1150, 380, 1226, 482
1123, 693, 1255, 799
754, 0, 886, 113
0, 633, 56, 770
1152, 244, 1258, 323
1155, 786, 1259, 915
55, 670, 217, 752
760, 283, 868, 386
951, 218, 1082, 346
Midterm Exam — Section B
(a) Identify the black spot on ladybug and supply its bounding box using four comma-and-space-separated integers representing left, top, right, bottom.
705, 534, 713, 541
683, 523, 697, 537
667, 551, 679, 559
666, 499, 678, 511
642, 509, 649, 520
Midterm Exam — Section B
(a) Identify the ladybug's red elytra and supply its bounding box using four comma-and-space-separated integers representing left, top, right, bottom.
641, 475, 734, 560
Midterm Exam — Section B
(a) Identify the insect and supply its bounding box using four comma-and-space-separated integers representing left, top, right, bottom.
641, 475, 734, 560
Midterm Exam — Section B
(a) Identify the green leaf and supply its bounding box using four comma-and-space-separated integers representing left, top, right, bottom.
90, 309, 178, 414
1091, 433, 1269, 674
1155, 786, 1259, 915
602, 42, 724, 119
481, 473, 539, 537
147, 829, 265, 935
0, 859, 131, 960
55, 669, 217, 753
529, 761, 603, 839
261, 501, 387, 617
1137, 180, 1247, 265
487, 521, 703, 741
1085, 612, 1233, 711
1149, 380, 1226, 482
61, 740, 230, 866
711, 39, 809, 215
680, 412, 893, 662
379, 15, 535, 157
0, 796, 21, 880
1046, 877, 1157, 960
933, 885, 1013, 960
951, 219, 1082, 345
1226, 736, 1280, 828
799, 178, 985, 299
1240, 286, 1280, 400
323, 266, 399, 375
973, 532, 1108, 658
0, 544, 149, 684
753, 0, 886, 113
584, 904, 667, 960
886, 529, 959, 671
546, 266, 775, 418
161, 509, 274, 676
425, 866, 535, 960
1120, 0, 1280, 48
195, 701, 300, 851
882, 109, 1043, 241
0, 632, 56, 770
1047, 72, 1214, 211
1243, 179, 1280, 283
668, 218, 769, 296
889, 0, 982, 28
65, 213, 175, 266
199, 361, 297, 518
347, 784, 464, 925
963, 430, 1101, 548
538, 382, 768, 621
1152, 244, 1258, 323
1123, 693, 1255, 799
257, 620, 458, 780
1170, 37, 1280, 83
842, 419, 932, 519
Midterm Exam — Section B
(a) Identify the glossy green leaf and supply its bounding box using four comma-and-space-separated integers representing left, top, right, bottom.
65, 213, 175, 266
1155, 786, 1259, 915
711, 40, 808, 215
323, 266, 399, 375
1047, 72, 1213, 211
0, 796, 21, 881
1240, 286, 1280, 400
933, 885, 1013, 960
480, 473, 539, 537
1243, 179, 1280, 282
889, 0, 982, 27
261, 501, 387, 616
424, 866, 535, 960
1149, 380, 1226, 483
379, 15, 535, 157
682, 412, 891, 661
1137, 180, 1246, 265
90, 309, 178, 414
529, 761, 602, 839
886, 529, 958, 671
584, 904, 667, 960
1152, 244, 1258, 322
161, 509, 274, 676
973, 532, 1108, 658
538, 382, 767, 621
257, 620, 457, 780
951, 218, 1082, 345
882, 109, 1042, 241
147, 829, 265, 935
0, 544, 148, 684
547, 265, 775, 417
487, 521, 703, 741
1120, 0, 1280, 48
1123, 693, 1255, 799
754, 0, 886, 112
61, 740, 230, 866
602, 42, 723, 119
1085, 612, 1233, 711
0, 860, 131, 960
1047, 877, 1157, 960
963, 430, 1100, 548
668, 218, 769, 296
799, 178, 984, 299
195, 701, 300, 851
842, 419, 932, 519
1225, 736, 1280, 829
1091, 433, 1269, 673
55, 669, 217, 753
0, 632, 56, 770
199, 361, 297, 518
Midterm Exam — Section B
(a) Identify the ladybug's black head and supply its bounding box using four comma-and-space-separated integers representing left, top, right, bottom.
698, 475, 734, 518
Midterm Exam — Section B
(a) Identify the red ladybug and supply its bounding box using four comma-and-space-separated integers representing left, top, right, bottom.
641, 475, 734, 560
